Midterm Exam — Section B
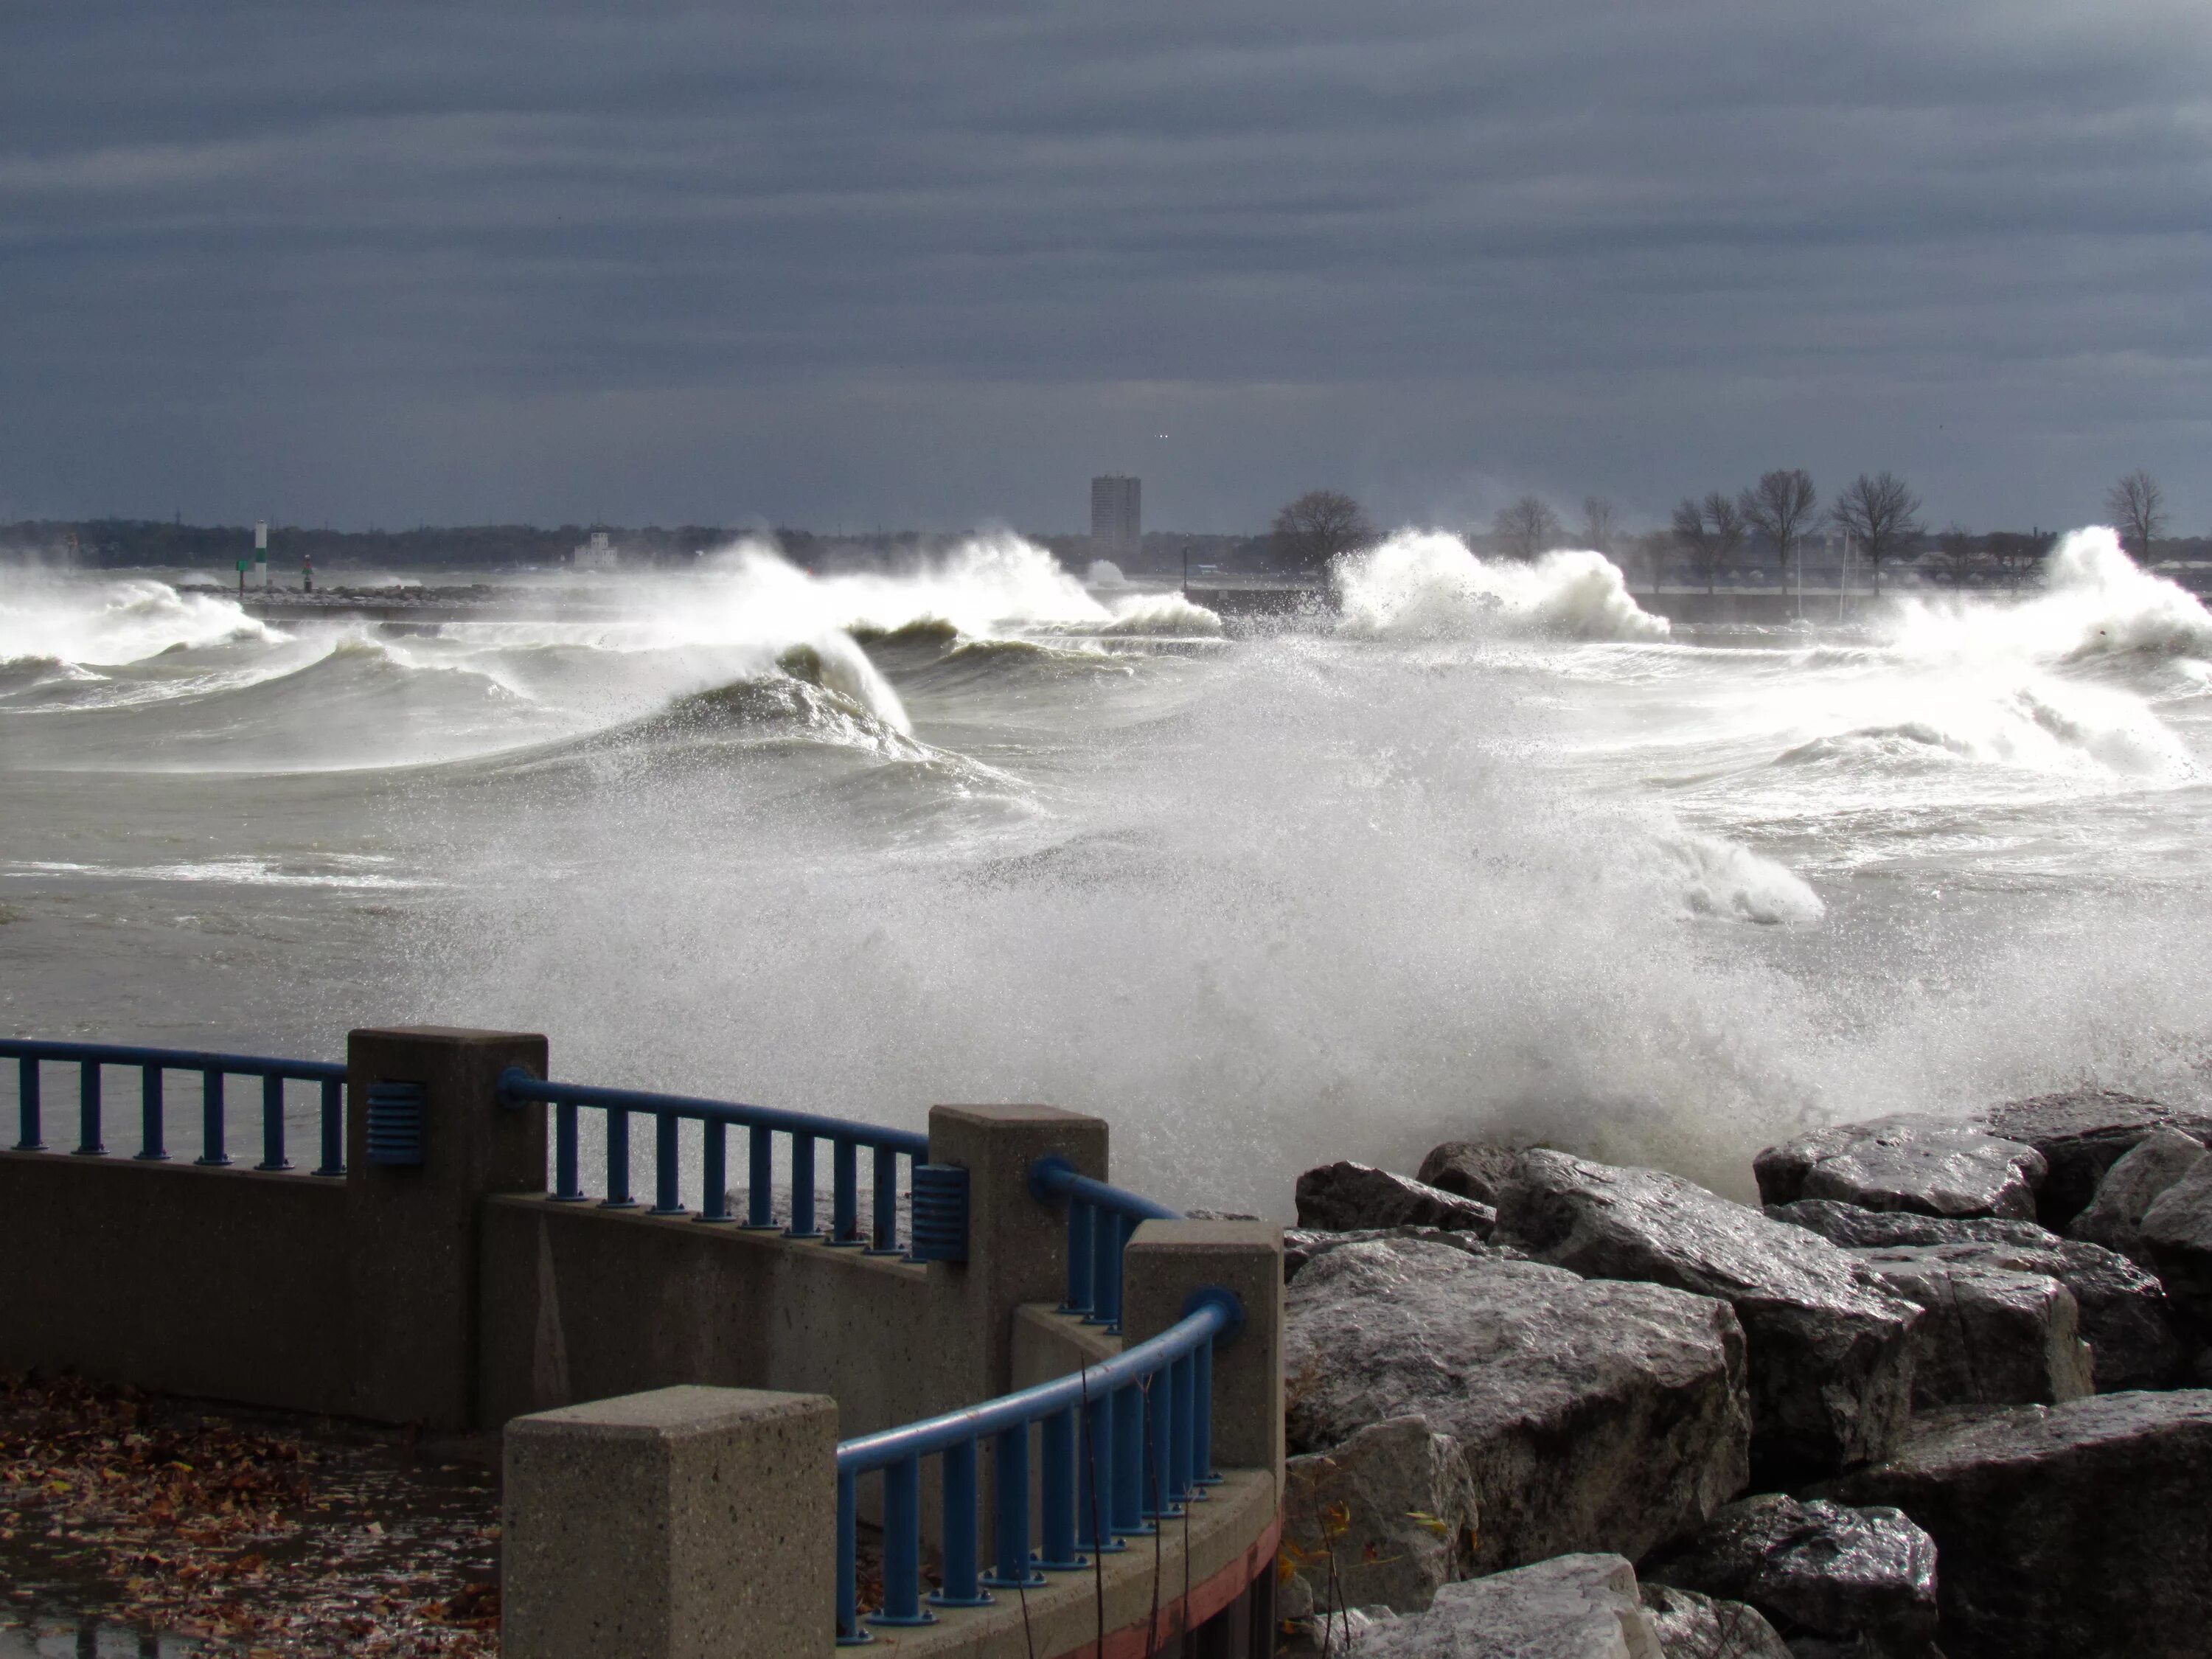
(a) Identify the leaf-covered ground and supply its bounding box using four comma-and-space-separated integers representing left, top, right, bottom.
0, 1373, 499, 1656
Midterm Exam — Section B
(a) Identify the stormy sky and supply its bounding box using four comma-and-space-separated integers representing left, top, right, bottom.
4, 1, 2208, 535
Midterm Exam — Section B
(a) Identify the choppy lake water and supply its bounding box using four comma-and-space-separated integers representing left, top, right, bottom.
4, 528, 2208, 1211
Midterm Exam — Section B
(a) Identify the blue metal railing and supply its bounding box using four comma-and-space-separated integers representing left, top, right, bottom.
1030, 1155, 1178, 1335
833, 1290, 1238, 1642
0, 1039, 348, 1175
494, 1070, 933, 1255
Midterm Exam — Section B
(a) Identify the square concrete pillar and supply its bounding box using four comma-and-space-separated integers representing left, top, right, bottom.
346, 1026, 547, 1428
504, 1385, 837, 1659
926, 1103, 1108, 1403
1123, 1220, 1284, 1489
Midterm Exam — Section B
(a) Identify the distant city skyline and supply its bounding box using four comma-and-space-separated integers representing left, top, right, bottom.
4, 3, 2208, 537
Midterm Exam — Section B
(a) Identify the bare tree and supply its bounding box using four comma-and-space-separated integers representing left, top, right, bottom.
1927, 524, 1986, 589
1703, 490, 1747, 578
1829, 470, 1924, 596
1271, 490, 1374, 573
1985, 529, 2052, 591
1580, 496, 1619, 556
1737, 469, 1818, 591
1670, 498, 1717, 594
1495, 495, 1564, 561
2105, 470, 2168, 563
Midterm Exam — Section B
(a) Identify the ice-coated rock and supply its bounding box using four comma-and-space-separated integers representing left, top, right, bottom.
1285, 1238, 1750, 1573
1823, 1391, 2212, 1659
1417, 1140, 1523, 1206
1283, 1225, 1523, 1283
1281, 1416, 1478, 1614
1846, 1245, 2093, 1408
1976, 1088, 2212, 1231
1644, 1495, 1938, 1655
2138, 1157, 2212, 1327
1295, 1161, 1497, 1234
1638, 1584, 1795, 1659
1493, 1150, 1921, 1478
1756, 1115, 2045, 1221
2069, 1127, 2208, 1265
1767, 1200, 2181, 1391
1357, 1554, 1664, 1659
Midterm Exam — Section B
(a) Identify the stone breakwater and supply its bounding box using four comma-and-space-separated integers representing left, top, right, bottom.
1277, 1090, 2212, 1659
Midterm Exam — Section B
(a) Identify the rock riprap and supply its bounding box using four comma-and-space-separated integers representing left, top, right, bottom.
1637, 1585, 1792, 1659
1975, 1089, 2212, 1231
1492, 1150, 1921, 1477
1285, 1238, 1750, 1573
1416, 1141, 1522, 1206
1281, 1416, 1478, 1615
1823, 1391, 2212, 1659
1294, 1161, 1496, 1234
2138, 1158, 2212, 1327
2067, 1127, 2208, 1265
1768, 1200, 2180, 1391
1756, 1115, 2046, 1221
1357, 1554, 1665, 1659
1282, 1225, 1523, 1284
1644, 1493, 1939, 1658
1847, 1245, 2093, 1408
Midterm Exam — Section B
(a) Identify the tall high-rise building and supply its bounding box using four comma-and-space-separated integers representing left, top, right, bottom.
1091, 475, 1141, 561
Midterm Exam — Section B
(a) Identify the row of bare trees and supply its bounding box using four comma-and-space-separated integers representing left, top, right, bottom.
1669, 470, 1926, 595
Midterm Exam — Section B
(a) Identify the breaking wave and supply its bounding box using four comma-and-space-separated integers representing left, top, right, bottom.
1885, 527, 2212, 664
1335, 532, 1669, 641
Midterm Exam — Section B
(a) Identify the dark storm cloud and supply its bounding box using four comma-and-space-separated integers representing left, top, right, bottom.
2, 1, 2208, 530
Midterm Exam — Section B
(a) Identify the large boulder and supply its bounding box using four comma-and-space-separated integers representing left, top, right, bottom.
1281, 1416, 1478, 1615
1638, 1585, 1792, 1659
1417, 1141, 1522, 1206
2138, 1158, 2212, 1328
1493, 1151, 1921, 1478
1295, 1161, 1496, 1234
1975, 1089, 2212, 1231
1846, 1245, 2093, 1408
1285, 1239, 1750, 1573
1756, 1116, 2045, 1221
1823, 1391, 2212, 1659
1282, 1225, 1524, 1284
1357, 1554, 1664, 1659
1769, 1200, 2181, 1392
2069, 1127, 2208, 1265
1644, 1494, 1938, 1658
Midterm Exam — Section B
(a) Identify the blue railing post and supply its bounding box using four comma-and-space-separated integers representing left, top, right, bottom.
835, 1465, 866, 1644
315, 1076, 344, 1176
552, 1101, 582, 1200
870, 1145, 898, 1253
745, 1126, 774, 1228
1110, 1382, 1147, 1536
650, 1110, 684, 1215
602, 1106, 635, 1208
1039, 1406, 1083, 1570
1077, 1386, 1120, 1554
788, 1134, 818, 1238
700, 1119, 731, 1222
1144, 1366, 1177, 1520
197, 1068, 228, 1166
1192, 1335, 1219, 1484
984, 1423, 1041, 1588
932, 1437, 987, 1607
136, 1065, 167, 1161
873, 1456, 931, 1627
1062, 1196, 1093, 1314
830, 1137, 859, 1246
73, 1060, 103, 1156
13, 1057, 41, 1151
257, 1072, 289, 1171
1169, 1349, 1197, 1503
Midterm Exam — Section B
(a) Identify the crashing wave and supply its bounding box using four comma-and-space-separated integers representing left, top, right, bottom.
1885, 527, 2212, 664
1335, 532, 1669, 642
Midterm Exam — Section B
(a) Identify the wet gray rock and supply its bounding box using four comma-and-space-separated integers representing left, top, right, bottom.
1282, 1225, 1523, 1283
1639, 1585, 1793, 1658
1493, 1151, 1921, 1478
1281, 1416, 1478, 1615
1417, 1141, 1523, 1206
1823, 1391, 2212, 1659
1358, 1554, 1664, 1659
1644, 1495, 1938, 1656
1286, 1238, 1750, 1573
1767, 1201, 2180, 1391
1295, 1161, 1497, 1234
1846, 1245, 2092, 1409
1975, 1089, 2212, 1231
1755, 1116, 2045, 1222
2138, 1158, 2212, 1327
2068, 1127, 2208, 1265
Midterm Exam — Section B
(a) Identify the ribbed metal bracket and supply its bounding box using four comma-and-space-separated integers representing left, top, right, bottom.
908, 1163, 970, 1262
364, 1079, 426, 1167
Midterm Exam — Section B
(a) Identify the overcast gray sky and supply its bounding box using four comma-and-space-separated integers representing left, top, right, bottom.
3, 1, 2207, 535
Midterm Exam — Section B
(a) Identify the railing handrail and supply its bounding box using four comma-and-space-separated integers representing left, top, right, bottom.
0, 1037, 344, 1084
495, 1071, 928, 1156
1030, 1155, 1180, 1222
837, 1295, 1235, 1472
